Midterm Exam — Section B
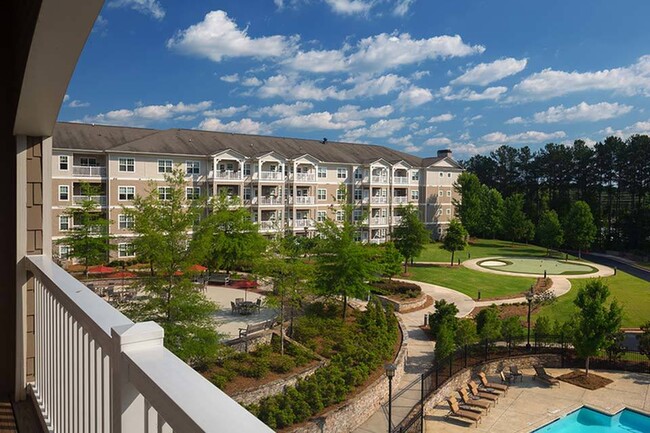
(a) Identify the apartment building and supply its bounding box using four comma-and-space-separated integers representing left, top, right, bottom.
51, 122, 463, 259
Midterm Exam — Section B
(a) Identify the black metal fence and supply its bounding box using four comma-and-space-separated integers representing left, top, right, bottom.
390, 335, 650, 433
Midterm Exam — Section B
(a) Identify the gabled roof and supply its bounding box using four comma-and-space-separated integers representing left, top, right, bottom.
422, 156, 463, 169
212, 148, 249, 160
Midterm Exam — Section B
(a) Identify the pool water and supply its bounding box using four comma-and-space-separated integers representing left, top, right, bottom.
532, 407, 650, 432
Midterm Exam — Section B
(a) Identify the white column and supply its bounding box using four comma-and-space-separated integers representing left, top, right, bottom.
15, 135, 27, 401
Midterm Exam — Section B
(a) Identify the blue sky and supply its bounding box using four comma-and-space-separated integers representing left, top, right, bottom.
60, 0, 650, 158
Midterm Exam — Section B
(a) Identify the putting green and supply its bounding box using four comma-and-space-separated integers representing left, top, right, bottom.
477, 257, 598, 275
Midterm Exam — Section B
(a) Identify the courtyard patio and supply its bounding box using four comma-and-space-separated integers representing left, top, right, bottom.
425, 368, 650, 432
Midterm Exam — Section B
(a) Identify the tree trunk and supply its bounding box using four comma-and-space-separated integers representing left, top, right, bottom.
342, 294, 347, 321
578, 248, 582, 259
403, 259, 408, 274
450, 251, 455, 266
585, 356, 590, 376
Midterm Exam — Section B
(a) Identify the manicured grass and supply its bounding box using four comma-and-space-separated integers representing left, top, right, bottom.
534, 271, 650, 328
416, 238, 575, 263
408, 265, 536, 299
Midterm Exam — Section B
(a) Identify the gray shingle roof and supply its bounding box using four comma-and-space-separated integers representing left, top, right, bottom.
53, 122, 448, 166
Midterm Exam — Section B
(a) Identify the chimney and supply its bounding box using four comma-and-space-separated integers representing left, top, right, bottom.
437, 149, 452, 158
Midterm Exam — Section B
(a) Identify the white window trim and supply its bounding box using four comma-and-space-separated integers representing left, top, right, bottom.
447, 190, 451, 197
317, 211, 327, 222
317, 189, 327, 201
335, 210, 344, 222
118, 214, 134, 230
118, 157, 135, 172
186, 160, 200, 175
337, 168, 347, 179
158, 186, 172, 200
59, 245, 71, 259
59, 185, 69, 201
59, 215, 70, 231
59, 155, 69, 171
158, 159, 173, 174
118, 186, 136, 201
186, 186, 201, 200
317, 167, 327, 178
118, 243, 136, 258
411, 190, 419, 200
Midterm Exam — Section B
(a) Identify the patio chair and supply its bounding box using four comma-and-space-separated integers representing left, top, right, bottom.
255, 298, 262, 313
230, 301, 240, 315
457, 388, 491, 413
446, 397, 481, 428
468, 381, 499, 404
509, 365, 523, 382
478, 372, 508, 395
500, 370, 514, 384
533, 365, 560, 387
235, 298, 244, 304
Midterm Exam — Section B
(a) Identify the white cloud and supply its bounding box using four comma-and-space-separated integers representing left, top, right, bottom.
447, 142, 501, 156
396, 86, 433, 108
531, 101, 633, 123
481, 130, 566, 144
332, 104, 394, 121
272, 111, 365, 130
404, 144, 422, 152
424, 137, 452, 146
63, 94, 70, 103
341, 117, 407, 141
601, 119, 650, 138
167, 10, 298, 62
108, 0, 165, 20
451, 58, 527, 86
285, 33, 484, 73
438, 86, 508, 101
220, 73, 239, 83
414, 126, 435, 135
510, 55, 650, 101
428, 113, 454, 123
203, 106, 249, 117
388, 134, 413, 146
68, 100, 90, 108
251, 101, 315, 117
393, 0, 415, 16
411, 70, 430, 80
242, 77, 263, 87
343, 74, 410, 98
92, 15, 109, 34
198, 118, 270, 134
82, 101, 212, 126
257, 74, 343, 100
324, 0, 373, 14
505, 116, 525, 124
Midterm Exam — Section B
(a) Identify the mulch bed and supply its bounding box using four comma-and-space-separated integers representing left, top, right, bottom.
557, 370, 613, 390
398, 294, 434, 313
468, 303, 542, 320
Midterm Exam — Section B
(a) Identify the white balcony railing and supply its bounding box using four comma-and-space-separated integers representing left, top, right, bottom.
393, 196, 408, 204
257, 221, 278, 231
369, 238, 386, 244
294, 173, 316, 182
255, 196, 284, 205
292, 219, 315, 228
72, 165, 106, 177
370, 196, 388, 204
289, 196, 315, 205
73, 195, 106, 205
26, 255, 271, 433
213, 170, 241, 180
393, 176, 409, 185
371, 217, 388, 225
259, 171, 283, 181
371, 176, 388, 183
392, 216, 403, 225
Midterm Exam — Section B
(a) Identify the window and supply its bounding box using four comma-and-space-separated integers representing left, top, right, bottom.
59, 245, 72, 260
59, 215, 70, 231
158, 160, 173, 173
243, 188, 251, 200
79, 157, 97, 166
354, 189, 362, 200
59, 155, 69, 170
317, 211, 327, 222
411, 190, 419, 200
411, 171, 419, 181
186, 187, 201, 200
446, 208, 451, 215
59, 185, 69, 201
118, 214, 134, 230
337, 168, 347, 179
243, 163, 251, 176
318, 167, 327, 178
336, 189, 345, 201
448, 173, 452, 177
186, 161, 200, 175
118, 243, 135, 258
353, 209, 362, 222
335, 210, 344, 222
438, 190, 444, 197
317, 189, 327, 200
354, 168, 363, 179
118, 186, 135, 201
447, 190, 451, 197
158, 187, 172, 200
118, 157, 135, 172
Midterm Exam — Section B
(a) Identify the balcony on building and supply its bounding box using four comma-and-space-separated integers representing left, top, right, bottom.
392, 215, 403, 225
72, 182, 106, 206
291, 163, 317, 183
72, 154, 107, 177
371, 167, 388, 184
370, 209, 388, 226
392, 168, 409, 185
292, 217, 315, 229
256, 161, 285, 182
369, 228, 388, 244
289, 187, 315, 205
211, 159, 243, 181
370, 187, 388, 204
393, 187, 409, 204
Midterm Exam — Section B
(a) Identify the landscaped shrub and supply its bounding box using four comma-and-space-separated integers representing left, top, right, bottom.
269, 353, 296, 373
371, 280, 422, 298
240, 357, 270, 379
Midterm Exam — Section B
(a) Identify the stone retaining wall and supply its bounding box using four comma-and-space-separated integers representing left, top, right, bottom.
422, 354, 562, 413
377, 292, 428, 313
288, 316, 409, 433
225, 329, 273, 353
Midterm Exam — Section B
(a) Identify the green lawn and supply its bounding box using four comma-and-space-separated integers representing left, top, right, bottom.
416, 238, 575, 263
534, 271, 650, 328
408, 265, 536, 299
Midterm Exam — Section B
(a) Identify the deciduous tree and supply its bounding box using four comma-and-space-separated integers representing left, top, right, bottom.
564, 200, 597, 259
537, 210, 564, 255
393, 204, 429, 272
441, 219, 468, 266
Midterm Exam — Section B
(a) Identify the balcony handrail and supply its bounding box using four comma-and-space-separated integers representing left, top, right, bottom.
72, 165, 106, 177
26, 255, 271, 433
73, 194, 106, 205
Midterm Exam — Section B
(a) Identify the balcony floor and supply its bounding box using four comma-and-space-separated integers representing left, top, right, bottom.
1, 399, 44, 433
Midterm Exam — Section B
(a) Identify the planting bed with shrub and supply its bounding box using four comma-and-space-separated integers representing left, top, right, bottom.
371, 280, 422, 300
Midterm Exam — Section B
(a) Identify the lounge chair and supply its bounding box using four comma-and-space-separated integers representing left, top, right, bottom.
478, 372, 508, 395
509, 365, 523, 382
500, 370, 514, 384
446, 397, 481, 427
457, 388, 491, 412
533, 365, 560, 386
468, 381, 499, 404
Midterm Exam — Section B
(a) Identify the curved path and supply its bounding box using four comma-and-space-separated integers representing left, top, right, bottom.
463, 257, 615, 279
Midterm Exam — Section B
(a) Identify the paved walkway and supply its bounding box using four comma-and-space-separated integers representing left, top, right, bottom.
426, 368, 650, 433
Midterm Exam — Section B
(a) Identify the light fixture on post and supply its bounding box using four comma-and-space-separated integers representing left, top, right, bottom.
385, 363, 396, 433
525, 287, 534, 350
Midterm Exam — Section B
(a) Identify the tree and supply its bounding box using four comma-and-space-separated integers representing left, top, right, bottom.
58, 183, 112, 276
125, 169, 219, 366
572, 280, 623, 375
564, 200, 597, 259
380, 242, 404, 280
537, 210, 564, 255
455, 319, 478, 347
480, 187, 504, 239
533, 316, 553, 345
193, 192, 267, 273
453, 172, 483, 236
476, 305, 501, 342
501, 316, 525, 350
441, 219, 468, 266
428, 299, 459, 339
393, 204, 429, 273
434, 321, 456, 361
639, 321, 650, 360
502, 193, 533, 242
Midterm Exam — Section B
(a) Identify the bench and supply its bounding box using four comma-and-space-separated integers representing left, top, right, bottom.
238, 319, 273, 338
208, 273, 230, 285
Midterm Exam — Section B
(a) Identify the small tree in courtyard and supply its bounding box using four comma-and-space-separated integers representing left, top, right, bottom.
393, 204, 429, 273
434, 321, 456, 361
564, 201, 597, 259
476, 305, 501, 342
380, 242, 404, 280
441, 219, 468, 266
572, 280, 623, 375
537, 210, 564, 255
428, 299, 459, 339
455, 319, 478, 347
501, 316, 525, 350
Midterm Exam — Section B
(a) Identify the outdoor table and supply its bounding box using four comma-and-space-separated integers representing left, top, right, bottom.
238, 301, 255, 315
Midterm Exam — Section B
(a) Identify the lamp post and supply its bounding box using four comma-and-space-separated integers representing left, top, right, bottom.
525, 287, 534, 350
385, 363, 396, 433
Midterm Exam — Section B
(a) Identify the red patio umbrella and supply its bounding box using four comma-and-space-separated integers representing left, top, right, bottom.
109, 271, 136, 279
87, 265, 116, 274
187, 264, 208, 272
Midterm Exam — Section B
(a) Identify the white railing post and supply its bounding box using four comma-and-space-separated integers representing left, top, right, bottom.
111, 322, 164, 433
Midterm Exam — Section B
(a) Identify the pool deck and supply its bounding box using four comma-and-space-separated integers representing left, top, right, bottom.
425, 368, 650, 433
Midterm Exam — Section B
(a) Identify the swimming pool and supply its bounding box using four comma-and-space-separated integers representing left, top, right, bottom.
532, 406, 650, 432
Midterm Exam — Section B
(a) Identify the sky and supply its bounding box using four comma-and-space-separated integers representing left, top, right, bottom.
59, 0, 650, 159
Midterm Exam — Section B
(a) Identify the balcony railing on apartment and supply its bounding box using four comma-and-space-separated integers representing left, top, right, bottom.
294, 173, 316, 182
212, 170, 242, 180
393, 196, 408, 204
259, 171, 283, 181
370, 196, 388, 204
392, 216, 403, 225
72, 165, 106, 177
371, 175, 388, 183
392, 176, 409, 185
257, 220, 278, 231
289, 196, 315, 205
73, 195, 106, 206
292, 219, 315, 228
370, 217, 388, 225
25, 255, 271, 433
254, 196, 284, 206
369, 237, 386, 244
